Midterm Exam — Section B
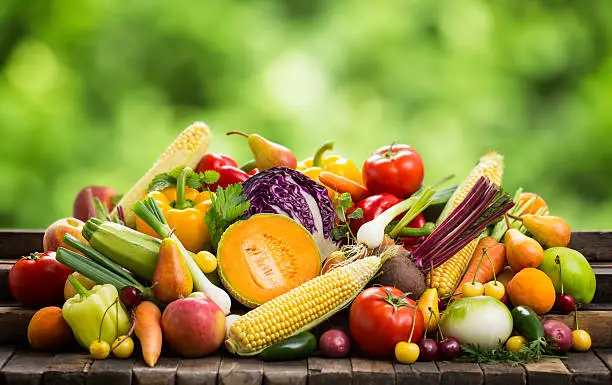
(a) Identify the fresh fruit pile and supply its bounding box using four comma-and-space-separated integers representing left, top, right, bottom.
11, 122, 598, 366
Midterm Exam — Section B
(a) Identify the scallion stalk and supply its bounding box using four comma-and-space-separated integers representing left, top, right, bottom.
62, 233, 142, 287
56, 247, 145, 292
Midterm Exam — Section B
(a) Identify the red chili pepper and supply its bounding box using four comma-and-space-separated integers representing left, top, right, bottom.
195, 153, 250, 191
401, 213, 426, 250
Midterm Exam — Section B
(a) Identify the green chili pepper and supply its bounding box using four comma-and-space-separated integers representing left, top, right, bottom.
259, 332, 317, 361
511, 305, 545, 342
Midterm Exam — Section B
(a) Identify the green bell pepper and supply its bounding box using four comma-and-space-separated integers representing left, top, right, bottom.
62, 276, 130, 348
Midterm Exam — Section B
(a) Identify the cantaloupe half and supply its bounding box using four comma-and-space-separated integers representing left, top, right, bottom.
217, 214, 321, 308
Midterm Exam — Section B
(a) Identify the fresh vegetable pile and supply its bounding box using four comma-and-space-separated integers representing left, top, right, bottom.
12, 121, 598, 366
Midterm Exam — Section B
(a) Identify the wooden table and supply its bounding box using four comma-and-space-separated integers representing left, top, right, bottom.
0, 230, 611, 385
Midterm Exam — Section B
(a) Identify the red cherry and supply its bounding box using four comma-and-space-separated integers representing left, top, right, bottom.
554, 294, 575, 315
119, 286, 143, 308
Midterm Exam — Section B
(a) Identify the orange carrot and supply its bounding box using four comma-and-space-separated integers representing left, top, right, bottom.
319, 171, 370, 202
134, 301, 162, 367
455, 236, 506, 294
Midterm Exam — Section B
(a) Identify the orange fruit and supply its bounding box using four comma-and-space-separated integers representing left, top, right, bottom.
27, 306, 74, 350
519, 192, 549, 215
507, 268, 556, 314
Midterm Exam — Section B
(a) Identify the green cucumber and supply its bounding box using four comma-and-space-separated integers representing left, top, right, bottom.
511, 306, 545, 341
259, 332, 317, 361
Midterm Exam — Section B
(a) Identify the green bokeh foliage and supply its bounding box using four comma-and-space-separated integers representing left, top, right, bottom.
0, 0, 611, 229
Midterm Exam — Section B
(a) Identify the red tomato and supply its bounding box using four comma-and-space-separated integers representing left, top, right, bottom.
349, 286, 424, 358
9, 252, 73, 307
363, 144, 424, 198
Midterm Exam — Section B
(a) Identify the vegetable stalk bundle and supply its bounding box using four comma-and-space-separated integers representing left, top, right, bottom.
412, 176, 514, 271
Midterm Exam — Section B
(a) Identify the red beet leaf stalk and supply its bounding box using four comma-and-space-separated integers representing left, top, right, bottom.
412, 176, 514, 271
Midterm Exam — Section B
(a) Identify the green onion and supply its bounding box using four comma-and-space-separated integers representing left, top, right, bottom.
56, 247, 145, 292
62, 233, 142, 287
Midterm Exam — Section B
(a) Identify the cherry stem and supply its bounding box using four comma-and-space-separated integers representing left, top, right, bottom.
98, 298, 118, 343
423, 313, 433, 339
407, 306, 418, 343
482, 248, 497, 283
429, 306, 444, 340
507, 213, 523, 222
471, 247, 487, 285
574, 304, 580, 330
504, 214, 512, 229
555, 255, 564, 294
110, 310, 137, 354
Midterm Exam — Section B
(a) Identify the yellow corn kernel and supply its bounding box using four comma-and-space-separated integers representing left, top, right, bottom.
429, 151, 504, 296
225, 256, 382, 356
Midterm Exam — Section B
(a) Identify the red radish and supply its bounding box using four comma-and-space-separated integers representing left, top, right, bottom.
543, 320, 572, 353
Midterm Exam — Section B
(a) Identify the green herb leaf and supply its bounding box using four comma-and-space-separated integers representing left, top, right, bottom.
337, 193, 353, 209
460, 338, 562, 366
347, 208, 363, 219
148, 173, 176, 192
200, 170, 220, 185
205, 184, 250, 250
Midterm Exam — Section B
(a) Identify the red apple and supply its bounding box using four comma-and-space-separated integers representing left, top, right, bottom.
73, 186, 118, 221
43, 217, 88, 253
161, 297, 225, 357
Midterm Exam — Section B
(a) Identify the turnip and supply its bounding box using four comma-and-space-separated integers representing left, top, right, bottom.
319, 329, 351, 358
440, 296, 513, 350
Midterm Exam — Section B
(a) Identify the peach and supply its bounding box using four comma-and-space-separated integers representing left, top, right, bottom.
161, 297, 225, 357
43, 217, 88, 253
73, 185, 118, 222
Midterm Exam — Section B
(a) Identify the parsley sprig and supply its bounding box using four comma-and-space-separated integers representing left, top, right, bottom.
331, 193, 363, 243
205, 184, 250, 250
148, 165, 219, 192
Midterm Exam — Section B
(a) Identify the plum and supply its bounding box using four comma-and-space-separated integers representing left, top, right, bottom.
73, 186, 118, 221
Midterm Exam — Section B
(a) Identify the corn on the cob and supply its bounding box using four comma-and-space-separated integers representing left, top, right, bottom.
225, 255, 382, 356
427, 151, 504, 296
111, 122, 212, 227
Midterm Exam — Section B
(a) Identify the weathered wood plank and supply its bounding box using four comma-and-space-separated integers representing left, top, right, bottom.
0, 346, 15, 372
0, 306, 36, 344
307, 357, 352, 385
437, 361, 482, 385
43, 353, 91, 385
544, 311, 612, 348
350, 357, 394, 385
86, 358, 134, 385
176, 357, 220, 385
523, 358, 572, 385
479, 363, 525, 385
0, 230, 44, 259
569, 231, 612, 262
262, 360, 307, 385
218, 357, 263, 385
1, 350, 54, 385
396, 361, 440, 385
592, 264, 612, 303
0, 262, 14, 302
132, 357, 179, 385
594, 348, 612, 371
562, 351, 612, 385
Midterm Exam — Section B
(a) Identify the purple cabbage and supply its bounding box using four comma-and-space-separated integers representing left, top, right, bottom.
242, 167, 336, 257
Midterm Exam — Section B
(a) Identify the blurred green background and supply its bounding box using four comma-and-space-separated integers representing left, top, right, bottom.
1, 0, 611, 230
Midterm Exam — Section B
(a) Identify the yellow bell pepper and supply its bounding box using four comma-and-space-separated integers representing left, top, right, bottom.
136, 168, 213, 253
298, 141, 363, 185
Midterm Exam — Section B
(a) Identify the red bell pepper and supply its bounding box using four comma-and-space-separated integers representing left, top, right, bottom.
195, 153, 250, 191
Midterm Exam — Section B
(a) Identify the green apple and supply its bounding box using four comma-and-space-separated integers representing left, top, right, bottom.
539, 247, 596, 304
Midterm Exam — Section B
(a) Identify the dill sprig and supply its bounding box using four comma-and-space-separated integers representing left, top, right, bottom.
460, 338, 565, 366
